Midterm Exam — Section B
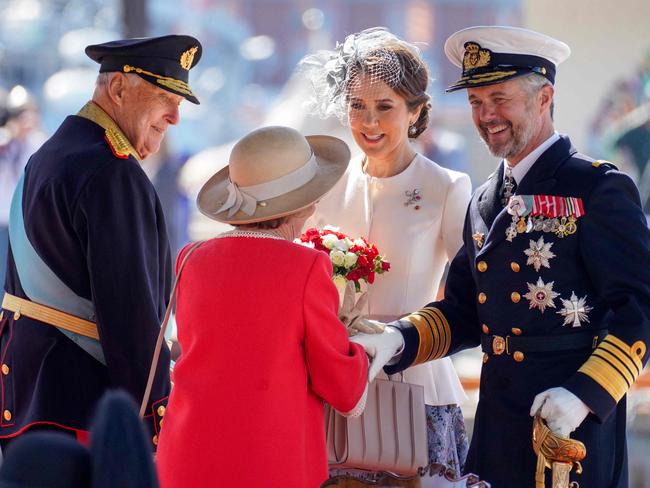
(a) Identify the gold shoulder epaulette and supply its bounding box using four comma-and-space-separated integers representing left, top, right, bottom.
592, 159, 618, 170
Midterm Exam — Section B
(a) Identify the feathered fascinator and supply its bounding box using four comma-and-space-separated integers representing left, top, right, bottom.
299, 27, 424, 122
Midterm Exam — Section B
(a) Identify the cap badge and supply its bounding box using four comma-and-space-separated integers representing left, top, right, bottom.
463, 42, 491, 72
180, 46, 198, 70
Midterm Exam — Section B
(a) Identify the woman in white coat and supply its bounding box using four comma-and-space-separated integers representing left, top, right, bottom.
302, 28, 471, 486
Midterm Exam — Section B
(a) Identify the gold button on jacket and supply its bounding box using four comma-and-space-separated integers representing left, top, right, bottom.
3, 410, 12, 421
511, 292, 521, 303
478, 292, 487, 304
477, 261, 488, 272
510, 262, 520, 272
1, 364, 9, 375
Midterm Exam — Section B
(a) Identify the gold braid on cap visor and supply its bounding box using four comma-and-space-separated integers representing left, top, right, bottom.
123, 65, 194, 96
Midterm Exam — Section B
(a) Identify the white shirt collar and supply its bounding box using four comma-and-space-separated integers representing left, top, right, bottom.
503, 132, 560, 185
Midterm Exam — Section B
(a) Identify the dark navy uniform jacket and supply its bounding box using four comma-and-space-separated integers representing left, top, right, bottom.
0, 102, 171, 446
388, 135, 650, 487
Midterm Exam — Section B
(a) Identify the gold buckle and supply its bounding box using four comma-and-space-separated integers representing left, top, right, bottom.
492, 335, 511, 355
492, 335, 505, 355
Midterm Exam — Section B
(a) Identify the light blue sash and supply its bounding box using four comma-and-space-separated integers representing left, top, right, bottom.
7, 174, 106, 364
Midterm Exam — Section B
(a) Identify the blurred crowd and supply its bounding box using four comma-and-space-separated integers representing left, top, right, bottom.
588, 49, 650, 212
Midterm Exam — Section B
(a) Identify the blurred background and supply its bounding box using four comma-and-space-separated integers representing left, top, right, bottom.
1, 0, 650, 484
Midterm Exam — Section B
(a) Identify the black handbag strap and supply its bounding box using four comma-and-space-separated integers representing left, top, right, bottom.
139, 241, 204, 418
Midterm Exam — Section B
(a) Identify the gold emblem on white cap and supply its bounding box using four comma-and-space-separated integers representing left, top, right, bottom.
463, 42, 491, 71
180, 46, 198, 70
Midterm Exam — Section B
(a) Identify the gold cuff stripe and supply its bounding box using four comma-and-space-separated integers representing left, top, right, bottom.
578, 333, 648, 403
405, 313, 434, 365
604, 335, 644, 371
418, 309, 444, 360
598, 341, 639, 377
2, 293, 99, 340
427, 307, 451, 359
431, 308, 451, 355
579, 356, 629, 402
591, 350, 634, 387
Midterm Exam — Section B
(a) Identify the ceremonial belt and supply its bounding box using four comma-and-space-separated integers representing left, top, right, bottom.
1, 293, 99, 340
481, 329, 608, 356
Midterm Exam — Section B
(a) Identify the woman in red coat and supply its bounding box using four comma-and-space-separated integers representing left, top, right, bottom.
156, 126, 369, 488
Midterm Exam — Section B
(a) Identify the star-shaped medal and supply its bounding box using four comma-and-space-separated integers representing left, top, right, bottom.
557, 292, 593, 328
524, 237, 556, 272
524, 277, 559, 313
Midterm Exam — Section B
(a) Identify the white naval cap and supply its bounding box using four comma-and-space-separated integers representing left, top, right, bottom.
444, 26, 571, 92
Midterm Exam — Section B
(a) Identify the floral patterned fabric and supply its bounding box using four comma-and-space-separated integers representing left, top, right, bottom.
328, 405, 468, 486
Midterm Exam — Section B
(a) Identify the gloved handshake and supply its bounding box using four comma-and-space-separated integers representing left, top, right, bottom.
337, 282, 404, 381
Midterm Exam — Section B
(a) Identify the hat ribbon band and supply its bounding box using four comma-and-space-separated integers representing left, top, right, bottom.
216, 152, 318, 218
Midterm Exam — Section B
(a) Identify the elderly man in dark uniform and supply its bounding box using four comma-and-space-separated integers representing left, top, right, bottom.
352, 26, 650, 487
0, 34, 202, 449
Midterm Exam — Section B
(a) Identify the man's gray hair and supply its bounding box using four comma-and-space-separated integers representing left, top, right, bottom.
519, 73, 554, 119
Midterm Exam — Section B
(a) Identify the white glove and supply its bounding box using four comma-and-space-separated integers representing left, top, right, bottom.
530, 387, 591, 437
350, 318, 385, 335
350, 326, 405, 381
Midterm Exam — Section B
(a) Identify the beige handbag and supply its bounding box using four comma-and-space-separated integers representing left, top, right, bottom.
325, 376, 428, 477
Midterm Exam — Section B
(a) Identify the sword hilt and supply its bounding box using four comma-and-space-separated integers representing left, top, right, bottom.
532, 415, 586, 488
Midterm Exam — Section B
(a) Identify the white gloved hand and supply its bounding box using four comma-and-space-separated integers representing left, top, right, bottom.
350, 318, 385, 335
350, 326, 404, 381
338, 281, 369, 335
530, 387, 591, 437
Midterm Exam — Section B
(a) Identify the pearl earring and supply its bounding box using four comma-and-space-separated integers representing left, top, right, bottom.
408, 125, 417, 136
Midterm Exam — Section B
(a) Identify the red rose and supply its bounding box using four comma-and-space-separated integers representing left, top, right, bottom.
367, 271, 375, 284
381, 261, 391, 271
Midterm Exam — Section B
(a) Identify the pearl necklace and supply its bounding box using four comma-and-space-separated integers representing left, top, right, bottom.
216, 229, 284, 240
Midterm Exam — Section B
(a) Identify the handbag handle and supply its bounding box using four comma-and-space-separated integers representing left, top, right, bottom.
139, 240, 204, 418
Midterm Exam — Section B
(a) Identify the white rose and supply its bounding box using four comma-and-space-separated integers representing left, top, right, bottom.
353, 238, 366, 248
330, 250, 346, 266
322, 234, 338, 249
334, 238, 349, 252
323, 225, 341, 232
343, 252, 358, 268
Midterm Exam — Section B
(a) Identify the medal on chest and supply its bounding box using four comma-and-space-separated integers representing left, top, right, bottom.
505, 195, 584, 242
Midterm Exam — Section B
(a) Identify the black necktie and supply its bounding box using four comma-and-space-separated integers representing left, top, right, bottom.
501, 166, 517, 206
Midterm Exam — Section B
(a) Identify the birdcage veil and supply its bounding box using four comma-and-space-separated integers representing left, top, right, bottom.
299, 27, 427, 123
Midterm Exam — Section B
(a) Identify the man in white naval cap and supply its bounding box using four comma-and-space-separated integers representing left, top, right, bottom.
350, 26, 650, 486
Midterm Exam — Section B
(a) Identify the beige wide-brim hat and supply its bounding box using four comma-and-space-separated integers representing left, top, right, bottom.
197, 126, 350, 224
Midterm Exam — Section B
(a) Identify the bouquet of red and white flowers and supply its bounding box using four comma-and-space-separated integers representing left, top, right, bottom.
296, 226, 390, 294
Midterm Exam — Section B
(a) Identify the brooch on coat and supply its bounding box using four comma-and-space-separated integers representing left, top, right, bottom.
404, 188, 422, 210
505, 195, 584, 241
